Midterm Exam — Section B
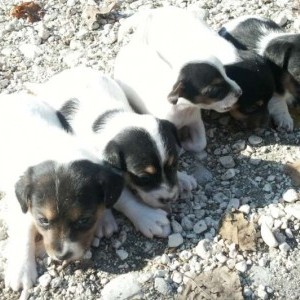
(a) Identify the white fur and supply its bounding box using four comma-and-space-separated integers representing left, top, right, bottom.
0, 93, 103, 292
95, 209, 119, 239
114, 7, 241, 152
27, 67, 196, 237
114, 188, 171, 238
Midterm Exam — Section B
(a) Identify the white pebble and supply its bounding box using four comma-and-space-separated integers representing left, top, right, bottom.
270, 206, 285, 219
195, 239, 212, 260
279, 242, 291, 253
261, 222, 278, 247
285, 228, 293, 239
168, 233, 184, 248
38, 273, 52, 288
283, 189, 298, 203
161, 254, 170, 265
216, 253, 227, 263
235, 260, 247, 273
239, 204, 250, 214
116, 249, 128, 260
172, 272, 183, 284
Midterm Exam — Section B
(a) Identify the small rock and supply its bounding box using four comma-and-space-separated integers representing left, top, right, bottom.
195, 239, 212, 259
283, 189, 298, 203
116, 249, 128, 260
83, 250, 92, 260
219, 156, 235, 168
248, 135, 263, 145
168, 233, 184, 248
261, 222, 278, 248
235, 260, 247, 273
227, 198, 240, 210
172, 272, 183, 284
193, 220, 208, 234
192, 163, 213, 184
154, 278, 171, 295
239, 204, 250, 214
232, 140, 246, 151
102, 273, 143, 300
263, 183, 272, 192
171, 220, 183, 233
38, 273, 52, 288
285, 228, 293, 239
279, 242, 291, 252
274, 12, 288, 26
243, 287, 253, 297
216, 253, 227, 263
161, 254, 170, 265
257, 285, 268, 300
19, 44, 42, 59
181, 216, 194, 231
221, 168, 236, 180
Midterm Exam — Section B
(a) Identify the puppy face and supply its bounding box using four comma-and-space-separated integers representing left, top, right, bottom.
168, 62, 242, 112
104, 119, 180, 209
15, 160, 123, 261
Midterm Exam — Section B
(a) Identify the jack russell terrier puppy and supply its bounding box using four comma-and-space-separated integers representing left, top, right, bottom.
26, 66, 197, 240
114, 6, 242, 152
219, 15, 300, 131
0, 92, 124, 292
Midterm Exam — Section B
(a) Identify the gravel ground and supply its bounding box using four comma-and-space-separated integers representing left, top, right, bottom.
0, 0, 300, 299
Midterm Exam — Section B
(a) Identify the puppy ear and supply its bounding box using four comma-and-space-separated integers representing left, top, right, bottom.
168, 81, 184, 104
14, 169, 32, 213
104, 140, 126, 171
97, 166, 124, 208
265, 40, 292, 70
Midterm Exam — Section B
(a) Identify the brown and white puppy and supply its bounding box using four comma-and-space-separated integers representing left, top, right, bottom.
26, 67, 197, 240
0, 93, 124, 292
114, 6, 242, 152
219, 15, 300, 131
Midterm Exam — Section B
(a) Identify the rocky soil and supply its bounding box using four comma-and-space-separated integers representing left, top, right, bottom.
0, 0, 300, 299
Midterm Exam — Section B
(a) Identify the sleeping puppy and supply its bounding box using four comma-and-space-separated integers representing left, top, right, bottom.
219, 15, 300, 131
114, 6, 242, 152
0, 93, 124, 292
26, 66, 197, 239
224, 50, 275, 127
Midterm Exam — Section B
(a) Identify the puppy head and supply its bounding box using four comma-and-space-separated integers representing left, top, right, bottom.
15, 160, 123, 261
266, 35, 300, 98
168, 62, 242, 112
103, 118, 180, 209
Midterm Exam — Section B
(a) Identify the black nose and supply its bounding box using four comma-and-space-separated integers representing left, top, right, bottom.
55, 251, 73, 261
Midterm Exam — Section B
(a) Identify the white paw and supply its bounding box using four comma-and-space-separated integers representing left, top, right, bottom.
273, 113, 294, 132
181, 137, 207, 152
95, 209, 118, 239
177, 171, 197, 192
132, 207, 171, 238
5, 258, 37, 291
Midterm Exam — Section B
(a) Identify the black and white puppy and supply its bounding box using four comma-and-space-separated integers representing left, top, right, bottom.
0, 93, 124, 292
114, 6, 242, 152
219, 15, 300, 131
224, 50, 275, 127
26, 67, 197, 240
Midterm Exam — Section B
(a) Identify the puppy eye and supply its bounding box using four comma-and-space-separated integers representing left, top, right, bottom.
38, 217, 50, 226
74, 217, 91, 229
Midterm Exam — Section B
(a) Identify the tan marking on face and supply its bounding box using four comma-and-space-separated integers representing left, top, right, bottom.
41, 202, 57, 221
144, 165, 157, 175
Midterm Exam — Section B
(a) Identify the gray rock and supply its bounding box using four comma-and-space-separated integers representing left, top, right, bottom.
168, 233, 184, 248
219, 156, 235, 168
192, 163, 213, 184
154, 278, 171, 295
193, 220, 208, 234
102, 273, 143, 300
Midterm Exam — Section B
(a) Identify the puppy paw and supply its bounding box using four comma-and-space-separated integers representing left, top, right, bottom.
95, 209, 118, 240
181, 138, 207, 152
5, 259, 37, 291
273, 113, 294, 132
177, 171, 197, 192
131, 207, 171, 238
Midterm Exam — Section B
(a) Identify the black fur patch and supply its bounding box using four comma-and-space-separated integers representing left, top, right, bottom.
59, 98, 80, 121
92, 109, 123, 133
56, 111, 73, 133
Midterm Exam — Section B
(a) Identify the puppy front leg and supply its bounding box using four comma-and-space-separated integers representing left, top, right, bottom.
268, 96, 293, 131
5, 213, 37, 292
94, 209, 118, 239
181, 109, 207, 152
114, 188, 171, 238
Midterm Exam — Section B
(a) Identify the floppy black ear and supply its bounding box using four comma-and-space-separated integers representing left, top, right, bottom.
104, 140, 126, 171
160, 119, 181, 148
14, 169, 33, 213
265, 39, 292, 70
97, 166, 124, 208
168, 81, 184, 104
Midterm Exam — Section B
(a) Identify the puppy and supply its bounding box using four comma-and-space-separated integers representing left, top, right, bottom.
114, 6, 242, 152
219, 15, 300, 131
224, 50, 275, 127
0, 92, 124, 292
26, 66, 197, 239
